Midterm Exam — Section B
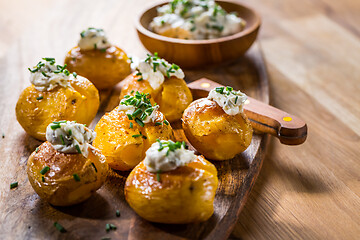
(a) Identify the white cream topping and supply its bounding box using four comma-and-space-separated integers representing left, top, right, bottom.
46, 121, 96, 158
29, 58, 73, 92
144, 140, 196, 173
136, 54, 184, 90
207, 86, 247, 115
78, 27, 111, 50
150, 0, 246, 40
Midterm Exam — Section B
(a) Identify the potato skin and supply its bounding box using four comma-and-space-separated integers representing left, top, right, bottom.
15, 77, 99, 141
125, 155, 218, 224
120, 73, 193, 122
27, 141, 108, 206
65, 46, 131, 90
93, 108, 175, 171
182, 98, 253, 160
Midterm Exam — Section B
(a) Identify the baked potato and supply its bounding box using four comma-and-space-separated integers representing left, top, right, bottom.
93, 92, 175, 171
182, 97, 253, 160
27, 141, 108, 206
64, 27, 131, 90
16, 59, 99, 141
125, 150, 218, 224
119, 54, 193, 122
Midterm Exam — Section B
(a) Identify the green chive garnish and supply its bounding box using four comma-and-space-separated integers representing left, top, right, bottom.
36, 96, 43, 100
54, 222, 66, 233
132, 134, 142, 138
60, 135, 65, 145
106, 223, 111, 232
75, 145, 81, 154
129, 122, 133, 129
10, 182, 18, 189
163, 120, 169, 125
40, 166, 50, 175
73, 174, 80, 182
35, 147, 39, 153
116, 210, 120, 217
41, 71, 49, 77
155, 122, 162, 126
68, 129, 72, 136
135, 118, 144, 127
156, 172, 161, 182
50, 124, 61, 130
235, 96, 238, 104
42, 176, 45, 182
72, 72, 77, 78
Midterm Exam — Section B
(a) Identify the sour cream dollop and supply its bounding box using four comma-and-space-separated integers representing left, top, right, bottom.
144, 140, 196, 173
136, 53, 184, 90
46, 121, 96, 158
150, 0, 246, 40
78, 27, 111, 50
207, 86, 247, 115
29, 58, 73, 92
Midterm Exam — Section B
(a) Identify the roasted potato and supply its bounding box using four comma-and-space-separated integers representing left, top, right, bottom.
125, 155, 218, 223
120, 73, 193, 122
65, 46, 131, 90
182, 98, 253, 160
93, 108, 174, 171
27, 141, 108, 206
16, 76, 100, 141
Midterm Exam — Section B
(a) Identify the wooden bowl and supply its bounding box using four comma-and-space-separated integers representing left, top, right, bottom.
135, 0, 261, 69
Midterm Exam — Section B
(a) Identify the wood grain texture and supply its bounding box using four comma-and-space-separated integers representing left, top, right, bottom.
0, 0, 359, 239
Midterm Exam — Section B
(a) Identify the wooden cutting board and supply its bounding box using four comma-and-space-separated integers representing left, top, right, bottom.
0, 42, 269, 239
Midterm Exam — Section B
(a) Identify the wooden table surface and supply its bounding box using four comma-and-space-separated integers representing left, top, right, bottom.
0, 0, 359, 239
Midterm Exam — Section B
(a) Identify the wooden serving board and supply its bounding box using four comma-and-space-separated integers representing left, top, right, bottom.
0, 42, 269, 240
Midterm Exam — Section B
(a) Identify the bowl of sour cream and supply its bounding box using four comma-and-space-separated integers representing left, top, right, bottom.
135, 0, 261, 68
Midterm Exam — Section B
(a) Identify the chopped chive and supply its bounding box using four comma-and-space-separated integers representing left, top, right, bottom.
80, 31, 86, 38
54, 222, 66, 233
105, 223, 110, 232
94, 43, 97, 49
50, 124, 61, 130
127, 114, 133, 120
235, 96, 239, 104
10, 182, 18, 189
129, 122, 133, 129
40, 166, 50, 175
132, 109, 142, 117
132, 134, 142, 138
91, 162, 97, 172
73, 174, 80, 182
142, 135, 147, 139
60, 135, 65, 145
116, 210, 120, 217
135, 118, 144, 127
68, 129, 72, 136
163, 120, 169, 125
36, 96, 43, 100
2, 133, 4, 138
130, 90, 134, 94
156, 172, 161, 182
35, 147, 39, 153
42, 176, 45, 182
155, 122, 162, 126
72, 72, 77, 78
100, 48, 106, 53
110, 224, 117, 230
75, 145, 81, 154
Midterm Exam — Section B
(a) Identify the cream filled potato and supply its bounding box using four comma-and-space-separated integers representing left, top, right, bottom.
120, 53, 193, 122
27, 121, 108, 206
182, 86, 253, 160
93, 92, 175, 171
125, 140, 218, 224
16, 58, 99, 141
65, 27, 131, 90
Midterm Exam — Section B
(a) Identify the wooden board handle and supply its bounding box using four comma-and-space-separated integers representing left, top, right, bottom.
187, 78, 308, 145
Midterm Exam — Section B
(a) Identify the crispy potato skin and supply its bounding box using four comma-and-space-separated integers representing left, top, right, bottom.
64, 46, 131, 90
15, 77, 99, 141
125, 155, 218, 224
27, 142, 108, 206
120, 74, 193, 122
93, 108, 175, 171
182, 98, 253, 160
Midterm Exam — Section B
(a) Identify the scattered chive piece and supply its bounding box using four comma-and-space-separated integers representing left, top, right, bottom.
116, 210, 120, 217
105, 223, 111, 232
72, 72, 77, 78
35, 147, 39, 153
142, 135, 147, 139
60, 135, 65, 145
155, 122, 162, 126
73, 174, 80, 182
109, 224, 117, 230
235, 96, 239, 104
2, 133, 5, 138
94, 43, 97, 49
68, 129, 72, 136
75, 145, 81, 154
42, 176, 45, 182
129, 122, 133, 129
41, 71, 49, 77
135, 118, 144, 127
36, 96, 43, 100
127, 114, 133, 120
163, 120, 169, 125
40, 166, 50, 175
10, 182, 18, 189
100, 48, 106, 53
54, 222, 66, 233
50, 124, 61, 130
130, 90, 134, 94
156, 172, 161, 182
91, 162, 97, 172
132, 134, 142, 138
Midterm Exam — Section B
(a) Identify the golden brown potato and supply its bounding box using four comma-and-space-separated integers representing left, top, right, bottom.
125, 155, 218, 224
120, 73, 193, 122
65, 46, 131, 90
27, 141, 108, 206
16, 77, 99, 141
93, 108, 175, 171
182, 98, 253, 160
